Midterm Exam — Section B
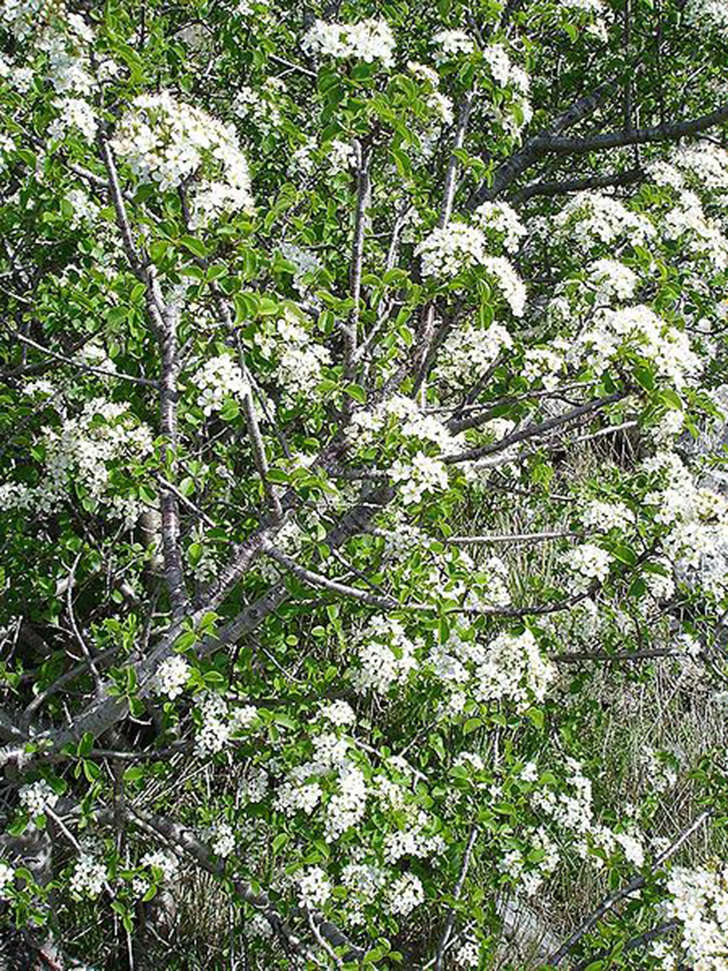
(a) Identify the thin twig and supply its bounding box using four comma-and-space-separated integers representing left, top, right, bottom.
434, 826, 479, 970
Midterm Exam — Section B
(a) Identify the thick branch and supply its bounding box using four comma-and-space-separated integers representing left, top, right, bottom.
548, 809, 712, 965
514, 167, 645, 203
444, 392, 627, 464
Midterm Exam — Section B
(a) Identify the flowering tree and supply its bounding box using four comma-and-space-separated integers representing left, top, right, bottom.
2, 0, 728, 967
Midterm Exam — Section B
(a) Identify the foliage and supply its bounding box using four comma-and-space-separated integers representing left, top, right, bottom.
1, 0, 728, 968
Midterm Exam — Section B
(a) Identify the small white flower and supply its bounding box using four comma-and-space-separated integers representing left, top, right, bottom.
70, 854, 107, 898
155, 655, 190, 700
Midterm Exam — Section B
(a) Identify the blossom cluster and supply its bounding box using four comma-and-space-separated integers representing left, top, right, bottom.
532, 758, 645, 869
232, 77, 285, 133
383, 805, 446, 863
2, 2, 101, 99
663, 190, 728, 271
500, 829, 560, 896
662, 864, 728, 969
297, 865, 331, 908
643, 451, 728, 600
522, 344, 567, 390
554, 190, 655, 250
154, 654, 190, 700
472, 201, 527, 254
354, 616, 420, 693
472, 629, 556, 710
560, 0, 609, 38
416, 224, 526, 315
390, 451, 449, 505
318, 700, 356, 727
239, 765, 270, 804
49, 96, 97, 141
0, 397, 153, 525
429, 628, 556, 713
347, 394, 459, 454
585, 258, 638, 302
581, 499, 635, 532
132, 849, 179, 898
70, 854, 107, 898
194, 693, 257, 756
573, 304, 700, 388
192, 353, 250, 416
65, 188, 101, 227
560, 543, 612, 593
112, 92, 254, 228
387, 871, 425, 915
210, 821, 236, 858
483, 43, 530, 94
253, 309, 331, 398
437, 321, 513, 388
340, 860, 387, 924
19, 779, 59, 817
671, 140, 728, 194
406, 60, 454, 136
431, 28, 474, 60
302, 19, 396, 67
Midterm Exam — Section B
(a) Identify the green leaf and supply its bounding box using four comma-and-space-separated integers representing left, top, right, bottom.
633, 364, 655, 391
82, 759, 101, 782
611, 544, 636, 566
463, 717, 482, 735
391, 148, 411, 179
180, 236, 207, 259
344, 383, 367, 404
219, 398, 240, 422
77, 732, 94, 757
175, 631, 198, 652
272, 833, 288, 853
660, 389, 683, 410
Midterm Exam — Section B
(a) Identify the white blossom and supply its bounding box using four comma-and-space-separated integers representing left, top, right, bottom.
318, 700, 356, 726
192, 353, 250, 416
48, 97, 97, 141
431, 28, 474, 60
473, 200, 527, 253
555, 190, 655, 250
387, 871, 424, 915
19, 779, 59, 817
416, 225, 526, 314
302, 19, 396, 67
210, 821, 236, 858
561, 543, 612, 592
355, 616, 419, 693
664, 865, 728, 969
297, 865, 331, 909
112, 92, 254, 227
154, 655, 190, 700
70, 855, 107, 898
472, 630, 556, 710
0, 862, 14, 898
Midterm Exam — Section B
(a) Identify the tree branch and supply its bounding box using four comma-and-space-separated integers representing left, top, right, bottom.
514, 167, 645, 203
548, 809, 712, 965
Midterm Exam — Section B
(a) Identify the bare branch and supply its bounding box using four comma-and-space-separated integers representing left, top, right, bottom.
434, 826, 479, 971
514, 167, 645, 203
346, 139, 372, 375
549, 809, 712, 965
